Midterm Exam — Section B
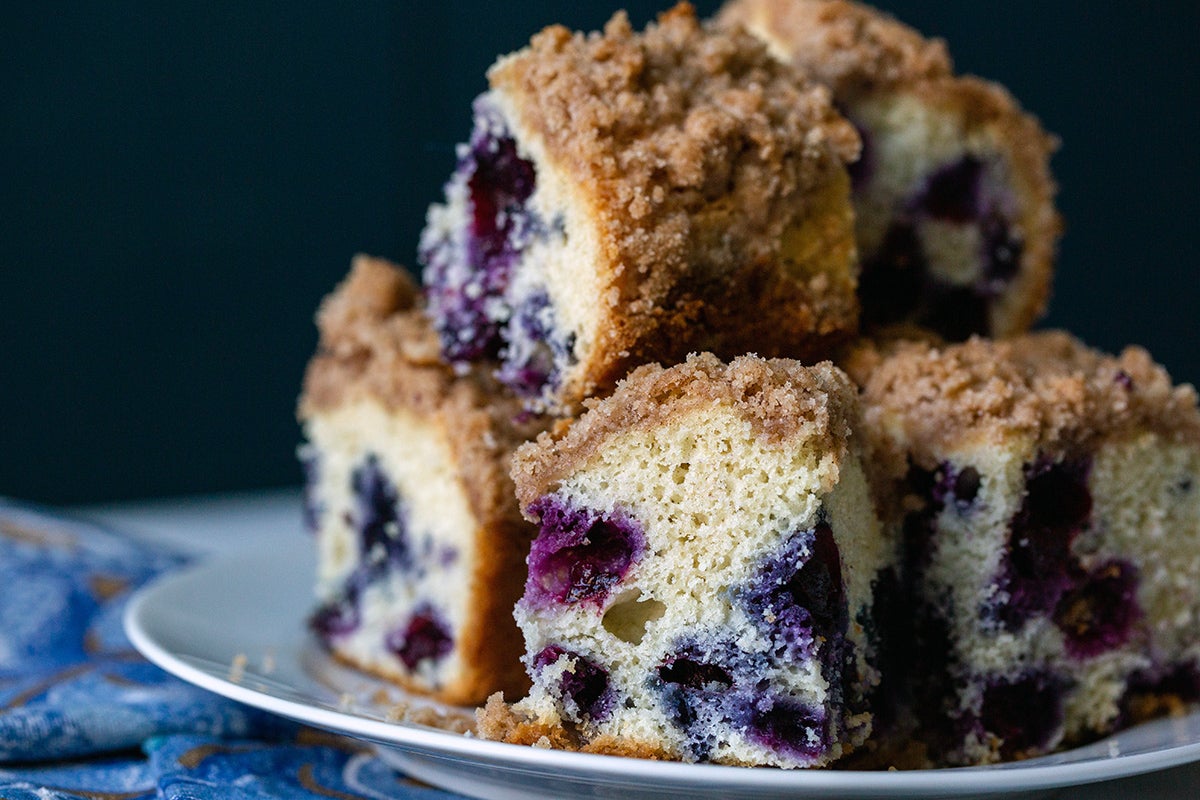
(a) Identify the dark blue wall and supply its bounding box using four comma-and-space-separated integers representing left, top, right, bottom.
2, 2, 1197, 503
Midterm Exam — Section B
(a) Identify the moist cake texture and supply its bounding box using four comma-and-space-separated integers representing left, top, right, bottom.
420, 4, 862, 413
853, 332, 1200, 765
299, 255, 549, 705
478, 354, 892, 768
719, 0, 1060, 341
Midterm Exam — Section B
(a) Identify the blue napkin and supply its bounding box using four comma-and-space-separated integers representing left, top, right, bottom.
0, 500, 465, 799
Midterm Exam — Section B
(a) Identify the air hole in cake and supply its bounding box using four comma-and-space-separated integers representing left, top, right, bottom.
524, 496, 645, 607
350, 454, 411, 571
952, 466, 982, 506
979, 672, 1067, 760
386, 606, 454, 670
1000, 455, 1093, 628
421, 97, 537, 364
737, 522, 848, 660
1054, 560, 1140, 659
601, 589, 665, 644
533, 646, 613, 722
739, 694, 827, 760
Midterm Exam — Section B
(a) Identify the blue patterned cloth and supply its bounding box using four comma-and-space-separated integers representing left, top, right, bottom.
0, 500, 463, 799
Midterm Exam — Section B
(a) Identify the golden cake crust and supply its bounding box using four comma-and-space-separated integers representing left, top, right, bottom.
856, 332, 1200, 480
489, 3, 862, 403
300, 255, 548, 704
476, 693, 677, 760
717, 0, 952, 94
510, 351, 859, 509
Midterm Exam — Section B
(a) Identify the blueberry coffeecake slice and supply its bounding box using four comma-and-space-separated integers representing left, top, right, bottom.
853, 333, 1200, 765
720, 0, 1060, 340
420, 4, 861, 413
299, 256, 549, 705
478, 354, 891, 767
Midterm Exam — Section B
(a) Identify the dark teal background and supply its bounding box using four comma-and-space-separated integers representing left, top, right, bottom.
2, 2, 1197, 503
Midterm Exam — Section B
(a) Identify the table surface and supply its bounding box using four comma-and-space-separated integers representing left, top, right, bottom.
79, 489, 1200, 799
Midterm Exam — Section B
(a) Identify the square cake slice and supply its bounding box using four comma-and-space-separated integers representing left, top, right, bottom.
299, 255, 549, 705
720, 0, 1060, 341
479, 354, 891, 768
419, 4, 862, 413
854, 332, 1200, 764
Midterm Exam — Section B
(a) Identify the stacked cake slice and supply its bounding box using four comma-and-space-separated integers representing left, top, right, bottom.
299, 255, 549, 704
479, 354, 891, 767
419, 4, 862, 413
719, 0, 1060, 340
850, 333, 1200, 764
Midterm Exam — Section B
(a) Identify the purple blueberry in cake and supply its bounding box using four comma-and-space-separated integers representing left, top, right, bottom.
738, 694, 828, 761
309, 581, 361, 641
736, 521, 848, 664
533, 645, 614, 723
387, 606, 454, 671
921, 156, 984, 222
421, 98, 538, 365
999, 455, 1092, 628
655, 639, 743, 758
299, 446, 323, 535
524, 496, 645, 608
856, 154, 1029, 340
351, 454, 411, 571
978, 672, 1068, 761
1054, 561, 1140, 659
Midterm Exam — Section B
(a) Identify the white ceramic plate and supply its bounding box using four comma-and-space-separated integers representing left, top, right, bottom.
124, 548, 1200, 800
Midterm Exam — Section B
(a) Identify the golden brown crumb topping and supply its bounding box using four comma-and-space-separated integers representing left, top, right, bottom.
300, 256, 529, 439
857, 332, 1200, 466
492, 3, 859, 211
717, 0, 952, 94
511, 352, 859, 508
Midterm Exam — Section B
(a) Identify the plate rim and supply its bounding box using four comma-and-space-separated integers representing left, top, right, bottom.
124, 550, 1200, 796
